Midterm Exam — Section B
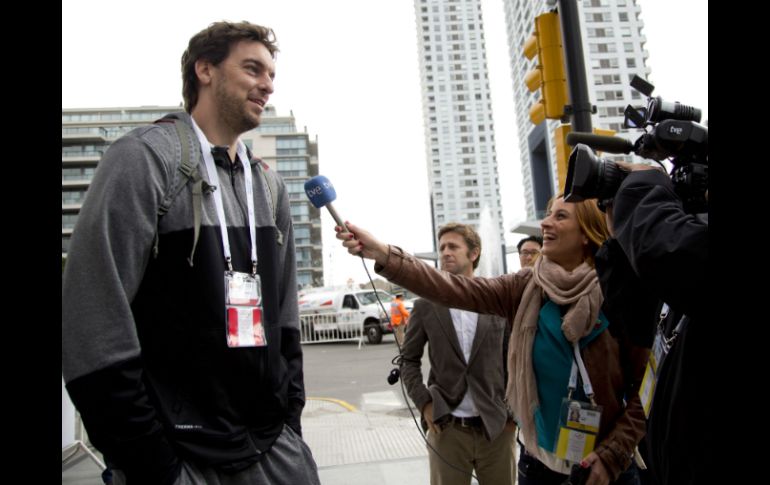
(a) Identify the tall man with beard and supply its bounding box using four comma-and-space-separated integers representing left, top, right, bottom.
62, 21, 320, 485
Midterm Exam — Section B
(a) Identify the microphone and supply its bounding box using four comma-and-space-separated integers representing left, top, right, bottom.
387, 368, 400, 385
565, 132, 634, 154
304, 175, 348, 232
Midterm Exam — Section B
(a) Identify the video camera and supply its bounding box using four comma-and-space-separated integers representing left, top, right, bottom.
564, 75, 708, 213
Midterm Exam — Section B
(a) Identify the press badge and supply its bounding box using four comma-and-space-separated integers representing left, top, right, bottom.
224, 272, 267, 348
639, 330, 667, 417
639, 304, 676, 418
555, 399, 602, 463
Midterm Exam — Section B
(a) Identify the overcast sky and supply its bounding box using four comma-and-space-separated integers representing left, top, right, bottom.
62, 0, 707, 286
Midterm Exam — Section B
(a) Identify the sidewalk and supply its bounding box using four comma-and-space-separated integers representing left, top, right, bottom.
304, 392, 432, 484
62, 391, 435, 485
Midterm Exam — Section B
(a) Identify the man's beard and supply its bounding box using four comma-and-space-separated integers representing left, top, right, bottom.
215, 82, 260, 135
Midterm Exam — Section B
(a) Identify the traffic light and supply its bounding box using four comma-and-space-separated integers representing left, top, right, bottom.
554, 124, 572, 192
523, 12, 569, 125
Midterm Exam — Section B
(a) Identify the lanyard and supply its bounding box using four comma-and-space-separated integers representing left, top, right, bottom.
190, 118, 257, 274
568, 342, 596, 405
658, 302, 686, 349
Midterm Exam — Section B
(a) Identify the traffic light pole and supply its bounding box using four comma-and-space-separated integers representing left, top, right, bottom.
558, 0, 592, 133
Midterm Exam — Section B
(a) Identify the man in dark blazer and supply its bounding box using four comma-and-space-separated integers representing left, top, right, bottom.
400, 223, 514, 485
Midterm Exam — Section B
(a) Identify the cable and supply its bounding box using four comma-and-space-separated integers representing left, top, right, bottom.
360, 256, 479, 481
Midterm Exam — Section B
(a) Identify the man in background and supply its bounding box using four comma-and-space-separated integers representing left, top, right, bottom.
400, 223, 514, 485
516, 235, 542, 269
390, 293, 410, 345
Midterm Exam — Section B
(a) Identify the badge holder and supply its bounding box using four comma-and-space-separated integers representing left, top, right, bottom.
224, 270, 267, 348
639, 304, 685, 417
555, 343, 603, 464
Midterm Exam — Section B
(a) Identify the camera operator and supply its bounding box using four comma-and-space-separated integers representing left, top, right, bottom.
595, 162, 708, 485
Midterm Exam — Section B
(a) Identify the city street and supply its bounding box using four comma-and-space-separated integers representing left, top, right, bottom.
303, 334, 430, 412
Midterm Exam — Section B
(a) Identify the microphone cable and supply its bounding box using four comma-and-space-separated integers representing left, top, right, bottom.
359, 256, 480, 481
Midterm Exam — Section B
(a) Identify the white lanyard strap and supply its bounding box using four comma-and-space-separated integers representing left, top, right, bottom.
190, 118, 257, 274
569, 343, 595, 403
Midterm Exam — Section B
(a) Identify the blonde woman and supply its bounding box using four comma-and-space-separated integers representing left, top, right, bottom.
336, 196, 647, 485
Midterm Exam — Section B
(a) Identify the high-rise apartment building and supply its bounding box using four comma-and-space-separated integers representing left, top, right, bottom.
241, 106, 323, 288
62, 105, 323, 287
504, 0, 651, 219
414, 0, 506, 262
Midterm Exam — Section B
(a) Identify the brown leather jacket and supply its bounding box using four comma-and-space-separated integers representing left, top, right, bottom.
376, 246, 649, 480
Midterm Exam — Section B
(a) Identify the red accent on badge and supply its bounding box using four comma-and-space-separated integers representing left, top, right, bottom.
227, 308, 239, 346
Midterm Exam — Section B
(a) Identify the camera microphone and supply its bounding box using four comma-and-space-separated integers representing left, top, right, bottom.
566, 132, 634, 155
304, 175, 348, 232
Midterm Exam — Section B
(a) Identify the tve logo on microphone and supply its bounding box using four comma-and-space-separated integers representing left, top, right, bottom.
304, 176, 337, 208
304, 175, 347, 231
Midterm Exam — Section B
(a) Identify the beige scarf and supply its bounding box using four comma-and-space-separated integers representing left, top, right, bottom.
506, 256, 603, 460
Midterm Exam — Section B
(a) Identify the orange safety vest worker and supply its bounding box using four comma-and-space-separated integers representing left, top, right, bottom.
390, 298, 410, 326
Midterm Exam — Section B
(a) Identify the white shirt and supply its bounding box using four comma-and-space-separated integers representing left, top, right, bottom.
448, 308, 479, 417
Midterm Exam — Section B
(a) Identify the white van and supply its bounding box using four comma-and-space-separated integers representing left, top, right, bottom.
297, 289, 395, 344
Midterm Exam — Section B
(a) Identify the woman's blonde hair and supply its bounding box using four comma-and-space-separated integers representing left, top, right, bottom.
548, 194, 609, 267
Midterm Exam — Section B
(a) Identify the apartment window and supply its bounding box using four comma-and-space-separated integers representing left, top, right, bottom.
589, 28, 612, 38
618, 12, 628, 21
590, 43, 616, 53
597, 90, 623, 101
62, 190, 87, 205
276, 137, 307, 155
626, 58, 636, 68
62, 167, 95, 181
62, 214, 79, 229
624, 42, 634, 53
621, 27, 632, 37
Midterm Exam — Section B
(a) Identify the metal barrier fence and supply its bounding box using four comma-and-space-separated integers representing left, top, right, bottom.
299, 312, 364, 347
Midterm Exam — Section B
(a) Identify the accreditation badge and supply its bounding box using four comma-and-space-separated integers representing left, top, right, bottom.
224, 272, 266, 348
639, 328, 668, 417
555, 399, 602, 463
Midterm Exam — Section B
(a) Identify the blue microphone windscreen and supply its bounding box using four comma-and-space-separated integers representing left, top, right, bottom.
304, 175, 337, 208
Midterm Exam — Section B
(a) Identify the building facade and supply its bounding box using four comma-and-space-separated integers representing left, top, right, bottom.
241, 106, 323, 288
61, 105, 323, 288
414, 0, 506, 260
504, 0, 651, 219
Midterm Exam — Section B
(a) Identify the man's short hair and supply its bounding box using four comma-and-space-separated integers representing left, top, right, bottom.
438, 223, 482, 270
181, 21, 279, 113
517, 235, 543, 252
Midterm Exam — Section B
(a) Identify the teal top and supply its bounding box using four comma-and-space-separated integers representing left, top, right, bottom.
532, 300, 609, 452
